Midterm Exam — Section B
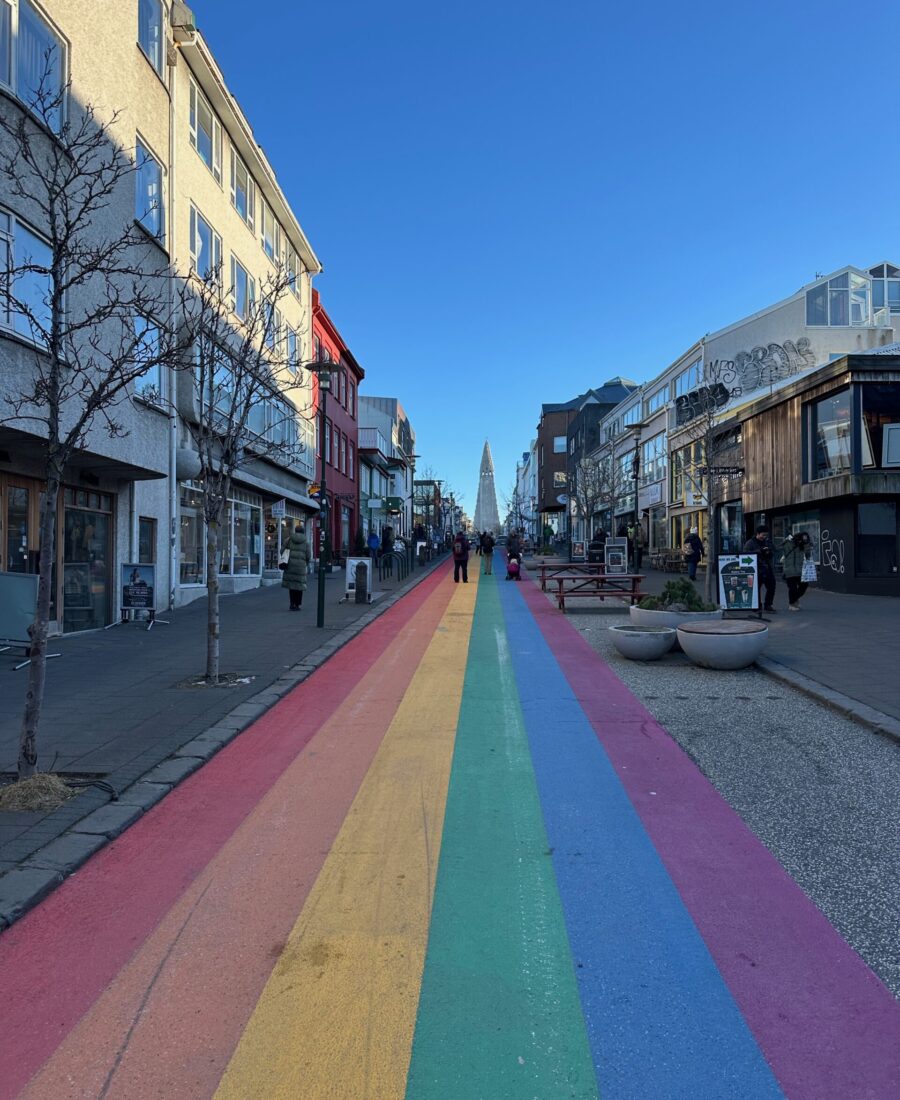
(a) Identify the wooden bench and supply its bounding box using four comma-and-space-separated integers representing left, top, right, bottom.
539, 561, 606, 591
553, 573, 645, 612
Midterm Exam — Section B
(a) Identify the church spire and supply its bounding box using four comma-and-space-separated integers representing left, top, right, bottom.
474, 440, 500, 533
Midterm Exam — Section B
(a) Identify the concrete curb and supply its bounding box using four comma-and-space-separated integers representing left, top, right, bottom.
756, 656, 900, 745
0, 557, 447, 932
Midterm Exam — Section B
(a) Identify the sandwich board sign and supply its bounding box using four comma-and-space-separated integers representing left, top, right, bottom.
717, 553, 758, 610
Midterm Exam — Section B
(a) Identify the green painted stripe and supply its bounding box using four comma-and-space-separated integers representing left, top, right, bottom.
405, 574, 598, 1100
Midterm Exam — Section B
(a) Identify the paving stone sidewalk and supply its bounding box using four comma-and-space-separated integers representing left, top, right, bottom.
0, 554, 445, 895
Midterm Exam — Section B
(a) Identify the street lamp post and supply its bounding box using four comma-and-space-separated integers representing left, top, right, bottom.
308, 360, 339, 629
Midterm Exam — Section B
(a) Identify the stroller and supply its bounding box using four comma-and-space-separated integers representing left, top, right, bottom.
506, 553, 522, 581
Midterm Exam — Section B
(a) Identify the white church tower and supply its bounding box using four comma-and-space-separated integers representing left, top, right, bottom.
474, 440, 501, 534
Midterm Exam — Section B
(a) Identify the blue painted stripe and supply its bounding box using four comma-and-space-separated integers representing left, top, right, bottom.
495, 578, 785, 1099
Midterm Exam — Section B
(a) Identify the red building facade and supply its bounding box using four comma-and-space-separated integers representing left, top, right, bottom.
311, 290, 364, 561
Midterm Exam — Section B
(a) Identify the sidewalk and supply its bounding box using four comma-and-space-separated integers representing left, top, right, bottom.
0, 555, 444, 877
535, 556, 900, 732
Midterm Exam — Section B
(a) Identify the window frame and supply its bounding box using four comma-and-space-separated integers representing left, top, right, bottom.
230, 146, 256, 232
137, 0, 164, 78
0, 204, 52, 341
189, 79, 223, 184
135, 134, 165, 244
133, 312, 164, 403
188, 203, 222, 282
0, 0, 67, 131
229, 253, 255, 321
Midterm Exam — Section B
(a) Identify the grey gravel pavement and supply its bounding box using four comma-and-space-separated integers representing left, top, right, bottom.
570, 604, 900, 1000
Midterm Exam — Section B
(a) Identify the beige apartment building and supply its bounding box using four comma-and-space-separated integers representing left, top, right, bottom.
0, 1, 322, 633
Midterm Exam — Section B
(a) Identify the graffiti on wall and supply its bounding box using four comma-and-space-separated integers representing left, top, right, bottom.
820, 528, 846, 574
676, 338, 819, 426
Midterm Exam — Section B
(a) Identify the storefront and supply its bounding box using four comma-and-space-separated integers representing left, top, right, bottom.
178, 482, 263, 587
61, 488, 114, 633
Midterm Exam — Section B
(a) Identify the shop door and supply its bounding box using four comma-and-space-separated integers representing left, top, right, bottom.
0, 476, 42, 574
62, 499, 112, 632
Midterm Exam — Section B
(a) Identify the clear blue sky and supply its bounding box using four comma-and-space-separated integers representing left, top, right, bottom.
200, 0, 900, 510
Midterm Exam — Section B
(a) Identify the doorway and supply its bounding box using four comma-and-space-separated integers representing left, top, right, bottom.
62, 488, 113, 632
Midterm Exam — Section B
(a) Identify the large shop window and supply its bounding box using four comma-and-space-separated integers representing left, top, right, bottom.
857, 503, 897, 576
62, 489, 113, 633
179, 483, 262, 583
810, 390, 851, 479
861, 384, 900, 468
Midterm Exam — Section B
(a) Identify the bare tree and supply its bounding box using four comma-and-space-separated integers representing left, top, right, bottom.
0, 63, 189, 778
670, 358, 743, 602
501, 482, 529, 535
569, 453, 606, 540
183, 264, 310, 682
590, 442, 634, 538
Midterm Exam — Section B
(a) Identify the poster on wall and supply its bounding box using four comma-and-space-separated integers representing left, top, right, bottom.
121, 563, 155, 610
718, 554, 758, 610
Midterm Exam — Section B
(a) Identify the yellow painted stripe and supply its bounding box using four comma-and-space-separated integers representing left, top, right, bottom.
214, 571, 479, 1100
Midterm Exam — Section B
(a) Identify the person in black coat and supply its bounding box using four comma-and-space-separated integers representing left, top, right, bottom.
743, 524, 777, 612
683, 526, 704, 581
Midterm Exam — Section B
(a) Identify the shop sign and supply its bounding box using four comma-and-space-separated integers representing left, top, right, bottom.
556, 493, 568, 505
717, 553, 758, 610
638, 482, 662, 510
121, 563, 155, 610
271, 498, 286, 517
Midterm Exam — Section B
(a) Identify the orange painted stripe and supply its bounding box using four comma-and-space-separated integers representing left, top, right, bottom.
20, 572, 456, 1100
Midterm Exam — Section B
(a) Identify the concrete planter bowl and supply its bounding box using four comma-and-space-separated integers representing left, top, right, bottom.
676, 620, 769, 670
609, 625, 677, 661
629, 605, 724, 630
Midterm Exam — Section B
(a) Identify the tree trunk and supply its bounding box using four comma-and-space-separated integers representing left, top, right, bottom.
19, 476, 60, 779
205, 516, 220, 683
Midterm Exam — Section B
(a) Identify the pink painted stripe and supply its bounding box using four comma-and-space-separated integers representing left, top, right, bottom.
518, 577, 900, 1100
0, 568, 451, 1100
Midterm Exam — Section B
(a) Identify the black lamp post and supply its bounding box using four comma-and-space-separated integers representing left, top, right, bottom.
308, 360, 341, 629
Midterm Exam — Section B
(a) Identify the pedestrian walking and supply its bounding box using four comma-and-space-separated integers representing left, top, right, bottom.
507, 529, 522, 560
280, 523, 310, 610
482, 531, 495, 574
781, 530, 813, 610
683, 526, 704, 581
367, 530, 380, 560
744, 525, 777, 612
452, 529, 470, 583
475, 531, 484, 556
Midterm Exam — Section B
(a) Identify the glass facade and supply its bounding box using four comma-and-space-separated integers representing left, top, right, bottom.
62, 494, 112, 633
179, 483, 262, 583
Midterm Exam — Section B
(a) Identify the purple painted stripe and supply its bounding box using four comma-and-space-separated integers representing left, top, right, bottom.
517, 577, 900, 1099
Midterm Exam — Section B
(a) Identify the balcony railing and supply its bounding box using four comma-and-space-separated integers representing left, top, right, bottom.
358, 426, 390, 458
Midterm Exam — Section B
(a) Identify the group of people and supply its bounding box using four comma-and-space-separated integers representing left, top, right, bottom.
683, 523, 814, 612
452, 529, 524, 583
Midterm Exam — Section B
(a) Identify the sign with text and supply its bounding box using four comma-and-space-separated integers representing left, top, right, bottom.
121, 563, 155, 610
717, 553, 758, 610
605, 537, 629, 575
271, 498, 286, 517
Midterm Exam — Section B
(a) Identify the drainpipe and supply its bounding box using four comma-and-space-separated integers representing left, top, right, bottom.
166, 42, 179, 612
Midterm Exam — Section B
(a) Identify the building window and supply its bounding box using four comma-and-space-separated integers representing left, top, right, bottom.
333, 425, 339, 469
189, 205, 222, 281
229, 255, 255, 320
857, 502, 896, 576
806, 272, 869, 326
869, 264, 900, 317
645, 385, 669, 415
324, 418, 331, 464
137, 0, 164, 76
0, 208, 51, 338
809, 389, 851, 479
348, 440, 354, 480
671, 511, 705, 554
671, 441, 704, 504
138, 516, 156, 563
623, 403, 641, 427
348, 381, 355, 418
133, 313, 163, 401
674, 359, 703, 398
0, 1, 65, 130
861, 384, 900, 468
640, 432, 666, 485
553, 435, 566, 454
260, 201, 279, 262
179, 483, 205, 584
230, 147, 256, 230
135, 137, 164, 242
286, 326, 298, 373
339, 434, 346, 474
189, 80, 222, 184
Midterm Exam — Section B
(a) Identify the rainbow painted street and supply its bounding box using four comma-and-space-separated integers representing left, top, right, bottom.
1, 566, 897, 1099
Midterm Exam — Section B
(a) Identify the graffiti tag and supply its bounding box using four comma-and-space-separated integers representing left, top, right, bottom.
820, 528, 845, 574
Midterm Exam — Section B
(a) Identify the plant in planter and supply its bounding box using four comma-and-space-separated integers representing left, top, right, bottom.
630, 578, 723, 630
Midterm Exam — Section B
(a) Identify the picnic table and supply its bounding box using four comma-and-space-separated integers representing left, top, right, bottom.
538, 561, 606, 591
553, 573, 645, 612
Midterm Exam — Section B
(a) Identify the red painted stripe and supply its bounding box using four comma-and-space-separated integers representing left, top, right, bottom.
517, 578, 900, 1099
0, 568, 452, 1099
